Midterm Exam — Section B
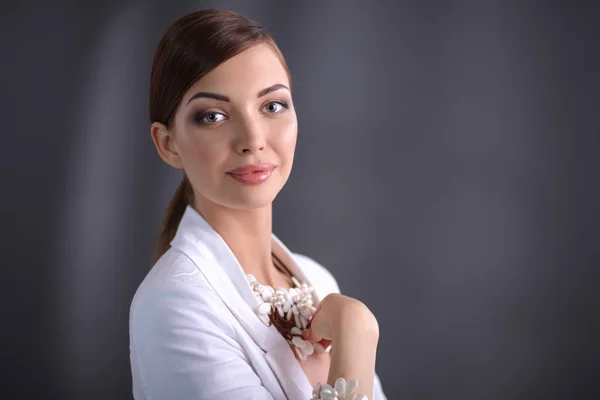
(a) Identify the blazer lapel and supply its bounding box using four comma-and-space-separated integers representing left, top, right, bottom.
170, 206, 314, 399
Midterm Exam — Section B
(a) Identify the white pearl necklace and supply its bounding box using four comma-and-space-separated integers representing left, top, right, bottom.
247, 274, 330, 360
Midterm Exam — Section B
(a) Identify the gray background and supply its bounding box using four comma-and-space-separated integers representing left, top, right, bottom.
2, 1, 599, 399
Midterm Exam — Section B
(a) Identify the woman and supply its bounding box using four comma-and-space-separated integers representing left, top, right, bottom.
129, 9, 386, 400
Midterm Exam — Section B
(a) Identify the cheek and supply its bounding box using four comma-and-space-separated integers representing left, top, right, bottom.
276, 117, 298, 152
179, 131, 224, 175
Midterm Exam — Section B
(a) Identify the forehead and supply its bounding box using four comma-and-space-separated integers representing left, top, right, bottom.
183, 43, 289, 101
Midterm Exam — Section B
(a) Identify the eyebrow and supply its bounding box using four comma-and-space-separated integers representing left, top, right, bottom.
186, 83, 289, 105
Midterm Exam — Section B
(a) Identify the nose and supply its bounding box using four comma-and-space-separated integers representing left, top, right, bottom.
234, 116, 265, 154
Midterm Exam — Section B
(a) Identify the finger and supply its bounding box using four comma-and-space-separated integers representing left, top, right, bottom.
302, 325, 321, 342
303, 318, 331, 343
302, 317, 321, 342
302, 300, 328, 342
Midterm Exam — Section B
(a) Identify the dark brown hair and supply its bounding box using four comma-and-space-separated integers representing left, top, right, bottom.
149, 9, 290, 263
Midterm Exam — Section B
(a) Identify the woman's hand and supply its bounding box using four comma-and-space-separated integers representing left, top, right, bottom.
303, 293, 379, 345
302, 293, 380, 399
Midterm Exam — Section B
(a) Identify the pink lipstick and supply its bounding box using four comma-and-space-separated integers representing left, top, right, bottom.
227, 163, 275, 185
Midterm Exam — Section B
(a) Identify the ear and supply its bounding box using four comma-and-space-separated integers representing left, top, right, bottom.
150, 122, 184, 169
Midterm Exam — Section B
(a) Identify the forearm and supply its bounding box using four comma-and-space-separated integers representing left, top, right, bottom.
327, 308, 379, 399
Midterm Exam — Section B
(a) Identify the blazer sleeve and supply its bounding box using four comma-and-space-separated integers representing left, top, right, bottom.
129, 279, 275, 400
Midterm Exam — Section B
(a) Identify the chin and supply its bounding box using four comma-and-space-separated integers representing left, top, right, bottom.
223, 196, 276, 210
219, 185, 282, 210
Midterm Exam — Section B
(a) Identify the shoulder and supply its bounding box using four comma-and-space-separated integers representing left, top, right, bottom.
292, 252, 341, 296
130, 248, 235, 338
129, 250, 259, 399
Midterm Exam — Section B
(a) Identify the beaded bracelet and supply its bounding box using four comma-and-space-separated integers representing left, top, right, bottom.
310, 378, 367, 400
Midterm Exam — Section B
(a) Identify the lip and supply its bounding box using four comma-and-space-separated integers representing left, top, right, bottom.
227, 163, 275, 175
227, 163, 276, 185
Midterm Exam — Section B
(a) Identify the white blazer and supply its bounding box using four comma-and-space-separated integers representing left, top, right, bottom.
129, 205, 387, 399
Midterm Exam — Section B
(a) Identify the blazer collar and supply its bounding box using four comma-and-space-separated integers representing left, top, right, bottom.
170, 205, 314, 399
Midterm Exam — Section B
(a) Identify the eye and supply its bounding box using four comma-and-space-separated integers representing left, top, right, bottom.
194, 111, 227, 125
262, 101, 288, 114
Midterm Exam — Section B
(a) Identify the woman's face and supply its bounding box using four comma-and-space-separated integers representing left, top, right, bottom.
158, 43, 297, 212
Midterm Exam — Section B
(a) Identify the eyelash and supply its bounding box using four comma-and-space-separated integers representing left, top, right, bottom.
193, 100, 289, 125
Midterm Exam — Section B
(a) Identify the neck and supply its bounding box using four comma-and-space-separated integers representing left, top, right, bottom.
194, 197, 282, 286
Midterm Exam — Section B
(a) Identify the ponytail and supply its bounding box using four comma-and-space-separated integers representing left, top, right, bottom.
153, 175, 194, 263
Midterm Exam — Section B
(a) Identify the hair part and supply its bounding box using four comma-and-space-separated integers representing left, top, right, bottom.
149, 9, 290, 263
